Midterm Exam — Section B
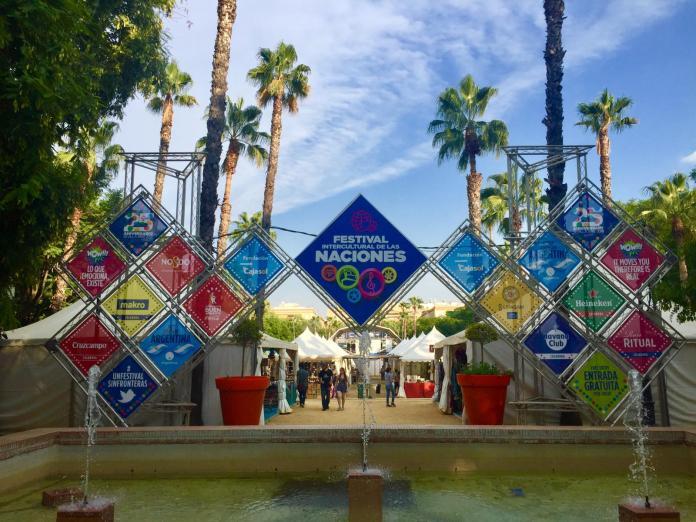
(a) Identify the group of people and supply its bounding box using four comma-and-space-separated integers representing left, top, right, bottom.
295, 362, 349, 411
295, 361, 401, 411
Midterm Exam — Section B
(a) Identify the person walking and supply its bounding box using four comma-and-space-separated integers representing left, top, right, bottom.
296, 363, 309, 408
334, 367, 349, 411
384, 366, 396, 407
318, 362, 333, 411
394, 369, 401, 398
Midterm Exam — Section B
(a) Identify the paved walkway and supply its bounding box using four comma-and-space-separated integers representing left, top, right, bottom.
268, 395, 461, 426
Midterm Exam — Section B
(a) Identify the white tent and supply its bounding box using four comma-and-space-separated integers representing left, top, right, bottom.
433, 332, 471, 414
293, 328, 337, 361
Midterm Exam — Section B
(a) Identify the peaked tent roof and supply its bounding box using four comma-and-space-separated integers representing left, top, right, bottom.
293, 328, 339, 361
389, 333, 424, 357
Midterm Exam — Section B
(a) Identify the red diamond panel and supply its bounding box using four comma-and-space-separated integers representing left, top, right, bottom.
607, 310, 673, 374
183, 275, 243, 336
145, 235, 205, 295
59, 314, 121, 376
66, 236, 126, 298
601, 229, 664, 291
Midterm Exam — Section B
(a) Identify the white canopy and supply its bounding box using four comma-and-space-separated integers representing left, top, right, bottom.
3, 301, 83, 345
293, 328, 339, 361
389, 333, 424, 357
399, 327, 445, 362
260, 333, 297, 352
433, 330, 468, 351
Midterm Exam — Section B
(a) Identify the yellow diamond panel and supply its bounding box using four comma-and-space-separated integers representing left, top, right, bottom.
102, 275, 164, 336
480, 271, 542, 333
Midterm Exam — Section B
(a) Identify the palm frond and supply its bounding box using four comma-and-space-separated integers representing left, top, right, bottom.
147, 97, 164, 113
174, 94, 198, 107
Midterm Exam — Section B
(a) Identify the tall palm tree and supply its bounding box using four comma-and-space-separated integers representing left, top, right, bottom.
428, 75, 508, 231
194, 0, 237, 428
408, 296, 424, 334
641, 173, 694, 287
480, 172, 546, 239
146, 61, 197, 203
576, 89, 638, 200
230, 211, 277, 240
247, 42, 311, 232
543, 0, 567, 210
398, 302, 410, 338
197, 98, 269, 257
199, 0, 238, 253
52, 122, 123, 310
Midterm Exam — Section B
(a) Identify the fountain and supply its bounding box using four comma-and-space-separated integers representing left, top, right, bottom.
347, 331, 383, 522
618, 370, 679, 522
56, 365, 114, 522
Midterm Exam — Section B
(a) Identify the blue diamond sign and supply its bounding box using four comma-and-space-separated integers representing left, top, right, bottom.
223, 235, 284, 295
98, 354, 158, 419
519, 231, 580, 292
139, 315, 202, 378
295, 195, 427, 326
556, 192, 620, 251
523, 312, 588, 376
438, 232, 499, 294
109, 198, 168, 256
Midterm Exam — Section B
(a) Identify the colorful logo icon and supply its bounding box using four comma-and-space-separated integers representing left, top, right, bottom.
321, 264, 337, 282
223, 235, 284, 296
607, 310, 673, 374
59, 314, 121, 376
109, 199, 168, 256
358, 268, 385, 300
439, 232, 499, 294
66, 236, 126, 298
351, 210, 377, 232
523, 312, 587, 375
518, 231, 580, 292
601, 229, 664, 292
183, 275, 244, 336
563, 270, 625, 332
102, 275, 165, 336
98, 355, 158, 419
336, 265, 360, 290
146, 235, 206, 296
480, 271, 542, 333
557, 192, 619, 251
140, 315, 202, 378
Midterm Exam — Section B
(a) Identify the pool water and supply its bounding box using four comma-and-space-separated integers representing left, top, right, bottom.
0, 473, 694, 521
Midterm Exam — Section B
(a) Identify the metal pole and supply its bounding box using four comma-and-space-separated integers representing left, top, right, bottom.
507, 155, 515, 246
130, 159, 135, 194
180, 178, 187, 225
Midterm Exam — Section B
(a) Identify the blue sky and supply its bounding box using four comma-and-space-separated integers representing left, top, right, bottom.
114, 0, 696, 314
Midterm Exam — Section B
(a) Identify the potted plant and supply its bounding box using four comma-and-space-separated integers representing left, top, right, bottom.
215, 319, 268, 425
456, 322, 512, 425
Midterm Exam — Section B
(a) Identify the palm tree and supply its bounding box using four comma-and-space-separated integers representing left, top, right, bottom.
197, 98, 269, 257
146, 61, 197, 203
52, 122, 123, 310
199, 0, 238, 253
194, 0, 237, 428
398, 302, 410, 338
543, 0, 567, 210
480, 172, 546, 239
247, 42, 311, 232
576, 89, 638, 200
428, 75, 508, 231
230, 211, 277, 241
408, 297, 424, 334
641, 173, 694, 287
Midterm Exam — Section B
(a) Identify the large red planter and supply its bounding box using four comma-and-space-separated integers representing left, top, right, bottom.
215, 376, 269, 425
423, 381, 435, 398
456, 373, 511, 425
403, 381, 424, 398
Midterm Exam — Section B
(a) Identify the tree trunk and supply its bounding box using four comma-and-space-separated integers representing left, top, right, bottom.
467, 153, 483, 231
153, 95, 174, 203
512, 207, 522, 236
194, 0, 237, 427
672, 216, 689, 287
598, 126, 612, 201
216, 143, 240, 257
542, 0, 567, 211
261, 96, 284, 231
51, 162, 95, 311
199, 0, 237, 252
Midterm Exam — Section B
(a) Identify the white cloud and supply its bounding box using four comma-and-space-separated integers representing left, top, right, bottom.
682, 150, 696, 164
116, 0, 683, 217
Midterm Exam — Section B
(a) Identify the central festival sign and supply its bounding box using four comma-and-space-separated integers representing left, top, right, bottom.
295, 195, 427, 325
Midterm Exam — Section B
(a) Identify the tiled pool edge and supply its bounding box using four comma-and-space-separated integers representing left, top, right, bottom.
1, 426, 694, 460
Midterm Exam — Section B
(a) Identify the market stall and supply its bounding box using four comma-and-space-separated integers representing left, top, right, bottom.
399, 327, 445, 398
433, 331, 471, 414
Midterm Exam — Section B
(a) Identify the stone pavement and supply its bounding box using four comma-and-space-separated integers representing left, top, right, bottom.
268, 396, 462, 426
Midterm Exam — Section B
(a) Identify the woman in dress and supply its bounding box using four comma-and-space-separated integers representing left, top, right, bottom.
335, 367, 349, 411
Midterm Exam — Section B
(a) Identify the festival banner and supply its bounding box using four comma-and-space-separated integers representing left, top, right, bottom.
607, 310, 673, 374
109, 198, 168, 256
556, 192, 620, 251
66, 236, 127, 298
518, 231, 580, 293
295, 195, 426, 325
145, 235, 206, 296
438, 231, 500, 294
523, 312, 588, 375
98, 354, 158, 419
183, 275, 244, 336
139, 315, 202, 377
102, 275, 165, 336
600, 229, 664, 291
58, 314, 121, 376
571, 351, 628, 416
563, 270, 625, 332
480, 271, 542, 333
223, 235, 284, 295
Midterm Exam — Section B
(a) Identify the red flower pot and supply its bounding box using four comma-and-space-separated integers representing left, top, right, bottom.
215, 376, 269, 425
456, 373, 511, 425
